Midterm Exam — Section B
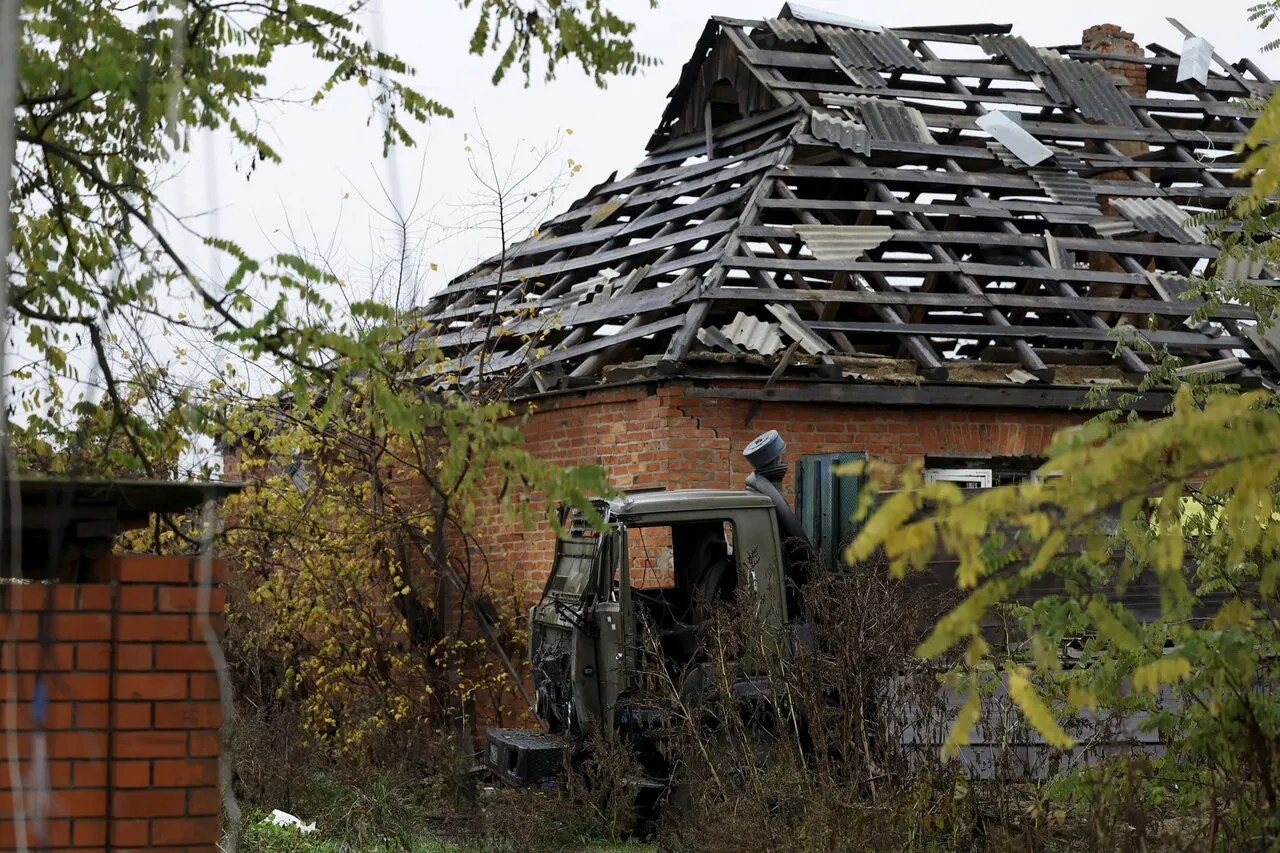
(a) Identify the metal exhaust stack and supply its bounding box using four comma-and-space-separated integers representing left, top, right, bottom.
743, 431, 809, 547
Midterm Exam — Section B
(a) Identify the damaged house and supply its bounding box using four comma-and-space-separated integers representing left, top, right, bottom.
422, 7, 1279, 585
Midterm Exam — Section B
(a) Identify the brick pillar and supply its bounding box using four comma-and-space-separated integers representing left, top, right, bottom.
0, 555, 225, 851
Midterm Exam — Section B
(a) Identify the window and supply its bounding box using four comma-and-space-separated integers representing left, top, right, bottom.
924, 455, 1043, 487
924, 468, 993, 489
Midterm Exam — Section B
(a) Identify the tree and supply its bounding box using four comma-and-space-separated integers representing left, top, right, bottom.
199, 136, 610, 808
3, 0, 652, 465
850, 13, 1280, 838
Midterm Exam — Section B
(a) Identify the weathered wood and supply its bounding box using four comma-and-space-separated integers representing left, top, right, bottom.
543, 152, 778, 230
423, 17, 1276, 396
691, 383, 1174, 413
807, 319, 1242, 349
728, 254, 1200, 289
924, 112, 1246, 145
735, 225, 1226, 260
706, 284, 1256, 321
447, 219, 734, 295
771, 180, 949, 378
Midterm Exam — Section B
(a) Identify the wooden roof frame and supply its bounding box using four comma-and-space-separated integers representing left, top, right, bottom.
421, 9, 1279, 407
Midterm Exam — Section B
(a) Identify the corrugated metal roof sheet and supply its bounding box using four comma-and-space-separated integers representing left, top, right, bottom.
815, 25, 923, 71
1111, 197, 1207, 243
832, 59, 886, 88
1217, 250, 1267, 281
1050, 147, 1088, 172
782, 2, 883, 32
810, 110, 870, 154
976, 34, 1049, 74
1177, 34, 1214, 85
844, 97, 934, 144
1089, 216, 1137, 237
721, 312, 784, 356
794, 224, 893, 259
1040, 52, 1143, 128
766, 303, 834, 355
975, 111, 1052, 165
1029, 169, 1099, 210
696, 325, 744, 355
766, 17, 817, 44
986, 142, 1022, 170
854, 29, 926, 71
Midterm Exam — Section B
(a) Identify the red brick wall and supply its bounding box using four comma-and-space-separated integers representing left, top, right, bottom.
484, 382, 1083, 594
0, 555, 225, 852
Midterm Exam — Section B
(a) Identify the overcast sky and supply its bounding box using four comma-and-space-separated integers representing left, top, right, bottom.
170, 0, 1277, 307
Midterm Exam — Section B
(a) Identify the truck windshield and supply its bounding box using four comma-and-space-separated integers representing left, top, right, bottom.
548, 529, 597, 598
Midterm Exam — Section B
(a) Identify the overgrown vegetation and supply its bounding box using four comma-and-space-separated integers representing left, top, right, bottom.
10, 1, 1280, 851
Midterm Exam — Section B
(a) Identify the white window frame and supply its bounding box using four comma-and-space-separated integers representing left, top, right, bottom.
924, 468, 993, 488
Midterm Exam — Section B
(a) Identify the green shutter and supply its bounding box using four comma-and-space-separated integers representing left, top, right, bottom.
796, 452, 866, 571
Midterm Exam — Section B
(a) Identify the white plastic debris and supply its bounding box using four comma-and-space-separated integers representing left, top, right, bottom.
1176, 35, 1213, 85
975, 111, 1052, 166
268, 809, 317, 833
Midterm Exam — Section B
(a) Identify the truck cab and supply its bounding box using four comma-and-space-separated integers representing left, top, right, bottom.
486, 431, 807, 786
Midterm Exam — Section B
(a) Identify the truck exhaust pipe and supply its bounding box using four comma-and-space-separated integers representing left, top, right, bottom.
743, 431, 810, 548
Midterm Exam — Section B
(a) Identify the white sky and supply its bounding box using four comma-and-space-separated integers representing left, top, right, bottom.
171, 0, 1276, 307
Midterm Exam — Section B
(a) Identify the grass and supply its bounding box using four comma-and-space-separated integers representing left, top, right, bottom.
234, 813, 655, 853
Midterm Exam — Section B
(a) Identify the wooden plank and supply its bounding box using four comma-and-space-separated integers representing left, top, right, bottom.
758, 196, 1018, 219
591, 140, 785, 197
892, 29, 988, 45
691, 383, 1174, 413
777, 79, 1058, 108
793, 135, 999, 162
433, 284, 692, 350
706, 283, 1256, 320
729, 254, 1156, 287
543, 155, 773, 229
778, 163, 1042, 191
516, 184, 750, 260
742, 46, 840, 71
487, 314, 687, 374
641, 110, 800, 165
921, 58, 1026, 81
806, 318, 1244, 349
774, 164, 1240, 202
446, 218, 735, 294
735, 225, 1224, 259
922, 112, 1246, 145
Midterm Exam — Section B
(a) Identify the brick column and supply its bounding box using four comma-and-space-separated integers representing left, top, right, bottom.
0, 555, 225, 851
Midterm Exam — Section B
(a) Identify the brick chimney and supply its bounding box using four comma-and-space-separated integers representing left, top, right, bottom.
1082, 24, 1147, 97
1081, 25, 1150, 323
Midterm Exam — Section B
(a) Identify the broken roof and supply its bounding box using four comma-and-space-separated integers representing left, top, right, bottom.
421, 9, 1278, 408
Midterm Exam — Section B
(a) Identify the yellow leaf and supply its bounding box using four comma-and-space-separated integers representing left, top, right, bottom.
1067, 685, 1097, 711
1087, 598, 1141, 653
1212, 598, 1256, 630
1008, 666, 1075, 749
942, 690, 981, 759
1132, 656, 1192, 693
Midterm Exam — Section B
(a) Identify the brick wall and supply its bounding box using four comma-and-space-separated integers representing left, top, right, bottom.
481, 382, 1083, 594
0, 555, 225, 852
